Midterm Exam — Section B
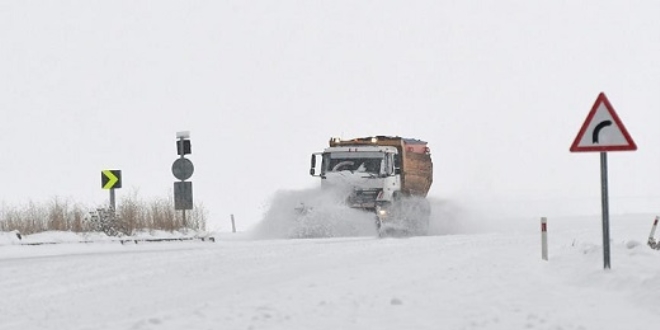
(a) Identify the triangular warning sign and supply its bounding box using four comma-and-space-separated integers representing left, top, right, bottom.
570, 92, 637, 152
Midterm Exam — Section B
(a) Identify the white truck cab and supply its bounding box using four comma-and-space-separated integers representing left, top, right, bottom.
310, 145, 401, 210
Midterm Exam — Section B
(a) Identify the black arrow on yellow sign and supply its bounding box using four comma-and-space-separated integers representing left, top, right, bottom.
101, 170, 122, 189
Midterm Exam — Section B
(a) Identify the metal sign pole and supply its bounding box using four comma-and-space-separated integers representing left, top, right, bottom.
173, 131, 194, 229
600, 152, 611, 269
109, 188, 117, 230
179, 137, 187, 229
110, 188, 116, 212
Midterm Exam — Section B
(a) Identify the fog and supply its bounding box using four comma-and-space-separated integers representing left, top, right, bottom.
1, 1, 659, 231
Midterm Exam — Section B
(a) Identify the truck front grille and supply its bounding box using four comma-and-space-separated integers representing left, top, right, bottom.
347, 188, 382, 209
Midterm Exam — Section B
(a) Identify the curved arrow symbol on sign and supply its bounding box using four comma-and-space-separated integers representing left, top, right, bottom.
592, 120, 613, 144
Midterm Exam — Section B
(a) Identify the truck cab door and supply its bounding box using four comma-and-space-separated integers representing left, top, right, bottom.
393, 153, 402, 175
385, 152, 398, 176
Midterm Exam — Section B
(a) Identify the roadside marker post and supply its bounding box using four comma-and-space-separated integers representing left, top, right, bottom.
648, 216, 659, 249
541, 217, 548, 261
570, 92, 637, 269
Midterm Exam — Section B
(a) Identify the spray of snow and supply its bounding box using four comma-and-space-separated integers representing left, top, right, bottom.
426, 198, 496, 235
251, 187, 546, 240
250, 188, 378, 239
425, 195, 570, 236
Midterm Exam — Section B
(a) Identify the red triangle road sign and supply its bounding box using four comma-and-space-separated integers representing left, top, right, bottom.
570, 92, 637, 152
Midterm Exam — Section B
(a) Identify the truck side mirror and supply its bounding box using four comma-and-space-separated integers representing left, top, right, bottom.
310, 154, 316, 176
394, 167, 402, 175
310, 153, 322, 177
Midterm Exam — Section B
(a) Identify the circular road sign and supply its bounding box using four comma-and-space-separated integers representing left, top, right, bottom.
172, 158, 194, 181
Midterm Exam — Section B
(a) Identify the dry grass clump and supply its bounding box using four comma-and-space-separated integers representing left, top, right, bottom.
0, 199, 89, 235
116, 191, 207, 234
0, 192, 207, 236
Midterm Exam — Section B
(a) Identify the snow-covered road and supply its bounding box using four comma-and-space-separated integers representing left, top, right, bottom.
2, 214, 660, 330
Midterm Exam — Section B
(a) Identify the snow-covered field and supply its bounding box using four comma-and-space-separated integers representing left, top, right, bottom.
1, 203, 659, 330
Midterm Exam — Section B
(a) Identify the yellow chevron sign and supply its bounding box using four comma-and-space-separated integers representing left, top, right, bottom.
101, 170, 122, 189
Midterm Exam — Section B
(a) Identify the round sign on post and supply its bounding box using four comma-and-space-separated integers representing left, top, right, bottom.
172, 158, 194, 181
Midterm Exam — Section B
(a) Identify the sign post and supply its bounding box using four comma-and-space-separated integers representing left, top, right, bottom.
101, 170, 122, 211
173, 131, 194, 228
599, 152, 610, 267
570, 92, 637, 269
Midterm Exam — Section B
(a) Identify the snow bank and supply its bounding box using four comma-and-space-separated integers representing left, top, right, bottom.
0, 230, 213, 246
0, 230, 22, 245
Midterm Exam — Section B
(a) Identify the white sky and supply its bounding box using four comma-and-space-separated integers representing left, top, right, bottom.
1, 1, 659, 231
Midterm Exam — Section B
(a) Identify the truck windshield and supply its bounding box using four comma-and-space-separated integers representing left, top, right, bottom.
323, 152, 384, 174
